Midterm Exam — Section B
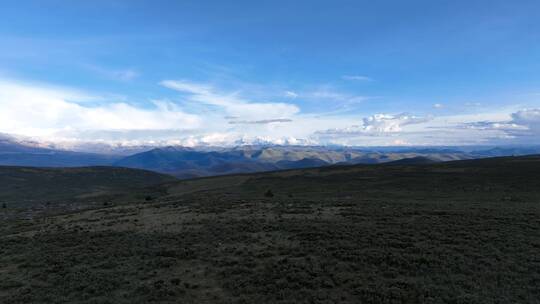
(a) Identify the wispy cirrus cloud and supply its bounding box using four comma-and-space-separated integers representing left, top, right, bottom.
306, 86, 371, 105
284, 91, 298, 99
228, 118, 293, 125
83, 64, 140, 81
341, 75, 373, 82
109, 69, 139, 81
160, 80, 300, 120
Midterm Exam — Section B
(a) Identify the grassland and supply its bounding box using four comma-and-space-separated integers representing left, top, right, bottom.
1, 156, 540, 303
0, 166, 176, 219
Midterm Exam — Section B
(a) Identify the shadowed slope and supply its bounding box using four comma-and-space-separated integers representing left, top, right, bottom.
0, 166, 176, 209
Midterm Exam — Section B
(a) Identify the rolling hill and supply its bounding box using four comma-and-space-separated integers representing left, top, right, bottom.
113, 146, 279, 178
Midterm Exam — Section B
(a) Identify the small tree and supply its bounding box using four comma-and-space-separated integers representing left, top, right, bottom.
264, 189, 274, 198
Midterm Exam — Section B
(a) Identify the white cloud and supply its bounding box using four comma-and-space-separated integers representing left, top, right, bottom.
455, 109, 540, 134
161, 80, 300, 120
433, 103, 443, 108
310, 112, 528, 146
424, 108, 540, 145
0, 78, 338, 147
342, 75, 373, 81
511, 108, 540, 128
0, 80, 200, 140
459, 121, 526, 131
160, 80, 212, 95
3, 77, 540, 148
233, 135, 316, 146
361, 113, 431, 132
284, 91, 298, 99
313, 113, 432, 146
309, 89, 367, 103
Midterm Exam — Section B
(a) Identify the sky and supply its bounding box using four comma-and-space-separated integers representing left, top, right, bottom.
1, 0, 540, 148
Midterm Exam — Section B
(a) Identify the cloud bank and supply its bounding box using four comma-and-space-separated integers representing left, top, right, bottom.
0, 80, 200, 140
2, 78, 540, 149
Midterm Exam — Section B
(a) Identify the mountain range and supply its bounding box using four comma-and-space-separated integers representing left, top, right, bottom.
2, 134, 540, 178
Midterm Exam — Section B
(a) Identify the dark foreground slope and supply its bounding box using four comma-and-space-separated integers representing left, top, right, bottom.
1, 156, 540, 303
0, 166, 176, 217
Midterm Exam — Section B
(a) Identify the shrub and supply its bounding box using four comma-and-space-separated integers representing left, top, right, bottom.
264, 190, 274, 198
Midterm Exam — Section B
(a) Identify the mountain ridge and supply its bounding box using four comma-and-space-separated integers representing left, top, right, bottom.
3, 135, 540, 178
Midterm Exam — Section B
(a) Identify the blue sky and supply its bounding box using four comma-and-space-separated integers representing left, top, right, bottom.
1, 0, 540, 147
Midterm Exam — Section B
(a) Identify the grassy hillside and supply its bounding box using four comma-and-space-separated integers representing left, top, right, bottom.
166, 154, 540, 200
0, 166, 176, 214
1, 156, 540, 303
